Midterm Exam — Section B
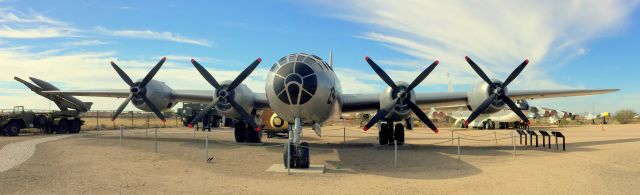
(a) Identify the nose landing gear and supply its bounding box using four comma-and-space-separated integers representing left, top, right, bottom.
283, 118, 310, 168
378, 121, 405, 145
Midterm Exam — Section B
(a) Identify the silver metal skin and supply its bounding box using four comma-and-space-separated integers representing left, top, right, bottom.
265, 53, 342, 126
466, 79, 508, 114
213, 81, 256, 121
131, 79, 176, 112
379, 81, 416, 121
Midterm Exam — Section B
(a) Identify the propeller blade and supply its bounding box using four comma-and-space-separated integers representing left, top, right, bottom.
406, 60, 439, 92
407, 101, 438, 133
188, 98, 219, 128
140, 95, 166, 122
465, 94, 497, 124
362, 98, 399, 131
112, 94, 133, 121
110, 61, 134, 87
227, 58, 262, 91
503, 97, 530, 123
365, 56, 398, 89
465, 56, 495, 88
502, 59, 529, 87
139, 57, 167, 87
228, 99, 260, 131
191, 59, 221, 89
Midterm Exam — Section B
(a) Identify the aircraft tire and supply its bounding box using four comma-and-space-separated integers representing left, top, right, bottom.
283, 142, 297, 168
246, 128, 262, 143
394, 123, 404, 145
234, 121, 246, 143
378, 123, 389, 145
297, 142, 310, 168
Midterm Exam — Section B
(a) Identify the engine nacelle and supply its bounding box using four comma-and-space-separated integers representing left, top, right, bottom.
214, 81, 256, 121
466, 80, 508, 114
132, 80, 177, 112
379, 81, 415, 121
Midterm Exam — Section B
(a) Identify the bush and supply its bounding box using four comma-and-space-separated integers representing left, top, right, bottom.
614, 109, 638, 124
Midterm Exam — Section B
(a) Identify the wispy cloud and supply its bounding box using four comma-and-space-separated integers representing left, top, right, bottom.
0, 8, 76, 39
62, 39, 108, 47
0, 25, 76, 38
95, 26, 212, 47
321, 0, 639, 89
0, 8, 66, 25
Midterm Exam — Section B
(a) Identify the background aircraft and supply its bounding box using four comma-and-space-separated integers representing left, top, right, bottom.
35, 53, 618, 169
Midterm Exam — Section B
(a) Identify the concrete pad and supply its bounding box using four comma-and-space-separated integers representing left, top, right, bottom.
265, 164, 325, 174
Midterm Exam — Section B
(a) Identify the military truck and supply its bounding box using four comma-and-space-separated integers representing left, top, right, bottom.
2, 77, 93, 136
1, 106, 84, 136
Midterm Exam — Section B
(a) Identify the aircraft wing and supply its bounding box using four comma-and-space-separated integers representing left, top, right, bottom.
341, 89, 618, 113
44, 89, 272, 109
42, 89, 130, 98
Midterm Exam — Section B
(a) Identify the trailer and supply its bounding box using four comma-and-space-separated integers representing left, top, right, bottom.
5, 77, 93, 136
1, 106, 84, 136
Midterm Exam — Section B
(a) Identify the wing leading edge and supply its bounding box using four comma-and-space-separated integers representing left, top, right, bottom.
341, 89, 618, 113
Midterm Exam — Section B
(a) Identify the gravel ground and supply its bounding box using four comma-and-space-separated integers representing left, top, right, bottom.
0, 124, 639, 194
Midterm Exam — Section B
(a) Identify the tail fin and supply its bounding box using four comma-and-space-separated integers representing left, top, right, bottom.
329, 49, 333, 67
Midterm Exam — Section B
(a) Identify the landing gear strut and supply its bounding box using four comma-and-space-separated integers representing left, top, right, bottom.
283, 118, 310, 168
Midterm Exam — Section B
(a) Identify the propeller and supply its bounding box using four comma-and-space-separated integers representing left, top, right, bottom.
463, 56, 530, 125
188, 58, 262, 132
362, 56, 439, 133
110, 57, 167, 122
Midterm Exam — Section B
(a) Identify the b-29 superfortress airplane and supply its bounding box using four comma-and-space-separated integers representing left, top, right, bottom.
36, 53, 617, 168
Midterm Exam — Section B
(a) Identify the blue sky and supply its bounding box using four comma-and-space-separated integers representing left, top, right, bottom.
1, 0, 639, 114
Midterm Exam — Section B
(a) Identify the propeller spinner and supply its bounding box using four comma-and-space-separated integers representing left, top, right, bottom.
110, 57, 167, 122
362, 56, 439, 133
463, 56, 530, 125
188, 58, 262, 132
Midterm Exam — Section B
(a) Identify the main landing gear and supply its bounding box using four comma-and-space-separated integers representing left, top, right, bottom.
378, 121, 404, 145
234, 121, 262, 143
283, 118, 310, 168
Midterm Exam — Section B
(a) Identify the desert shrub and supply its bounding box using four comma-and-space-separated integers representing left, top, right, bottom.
614, 109, 637, 124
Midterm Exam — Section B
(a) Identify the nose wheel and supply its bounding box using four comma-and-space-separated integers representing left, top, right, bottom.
282, 117, 310, 169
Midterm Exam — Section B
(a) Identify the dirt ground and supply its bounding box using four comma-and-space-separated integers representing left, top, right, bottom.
1, 124, 639, 194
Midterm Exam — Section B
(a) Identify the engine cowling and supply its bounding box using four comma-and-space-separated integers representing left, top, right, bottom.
466, 80, 508, 114
131, 80, 177, 112
379, 81, 416, 121
214, 81, 256, 121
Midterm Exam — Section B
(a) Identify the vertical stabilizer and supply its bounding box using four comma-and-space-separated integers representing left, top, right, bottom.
329, 49, 333, 67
